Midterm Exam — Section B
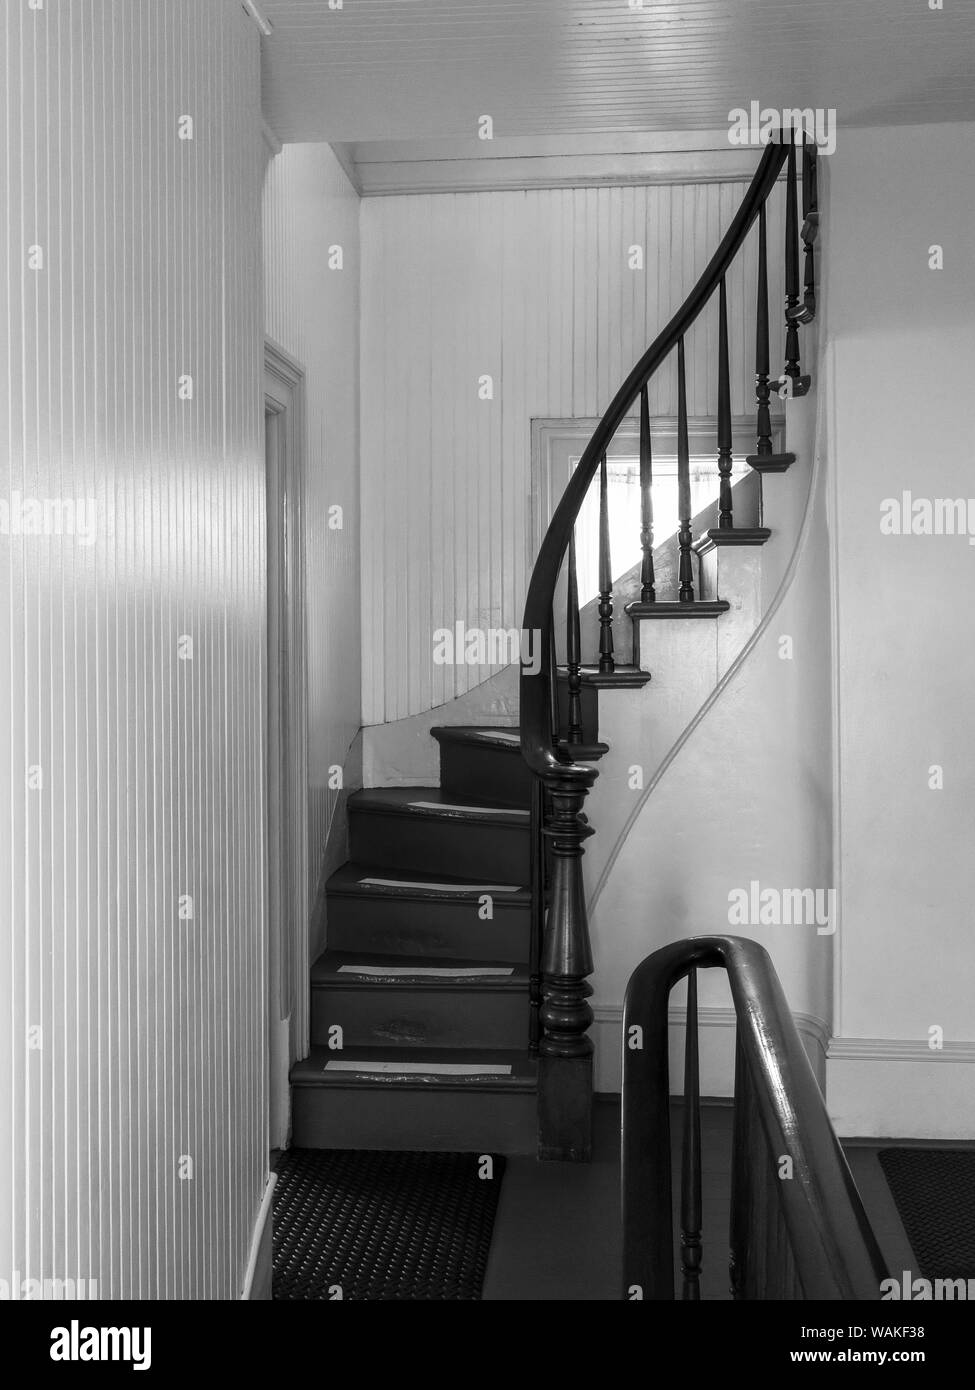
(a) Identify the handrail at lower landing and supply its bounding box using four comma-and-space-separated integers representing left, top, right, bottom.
622, 935, 889, 1300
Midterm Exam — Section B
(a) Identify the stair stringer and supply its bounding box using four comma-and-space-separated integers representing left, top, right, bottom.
581, 367, 835, 1095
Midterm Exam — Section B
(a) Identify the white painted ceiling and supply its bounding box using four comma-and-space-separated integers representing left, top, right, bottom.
259, 0, 975, 145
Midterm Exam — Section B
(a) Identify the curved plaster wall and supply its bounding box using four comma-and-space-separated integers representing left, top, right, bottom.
585, 373, 835, 1093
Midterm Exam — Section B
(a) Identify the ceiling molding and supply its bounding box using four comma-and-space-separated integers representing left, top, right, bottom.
347, 130, 784, 196
328, 142, 363, 195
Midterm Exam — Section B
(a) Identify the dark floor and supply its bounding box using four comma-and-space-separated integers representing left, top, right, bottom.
273, 1104, 965, 1300
483, 1094, 735, 1300
482, 1096, 625, 1300
482, 1098, 935, 1301
841, 1137, 975, 1282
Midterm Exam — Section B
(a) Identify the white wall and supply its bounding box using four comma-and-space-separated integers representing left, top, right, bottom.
360, 181, 786, 725
263, 144, 361, 967
822, 124, 975, 1137
0, 0, 267, 1298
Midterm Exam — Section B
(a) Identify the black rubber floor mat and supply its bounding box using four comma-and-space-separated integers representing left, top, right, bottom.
879, 1148, 975, 1280
272, 1148, 505, 1300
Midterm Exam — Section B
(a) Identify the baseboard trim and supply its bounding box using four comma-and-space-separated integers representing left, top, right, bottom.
593, 1013, 975, 1137
827, 1042, 975, 1139
828, 1036, 975, 1063
240, 1172, 277, 1301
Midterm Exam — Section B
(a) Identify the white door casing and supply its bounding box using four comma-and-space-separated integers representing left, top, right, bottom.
264, 340, 309, 1149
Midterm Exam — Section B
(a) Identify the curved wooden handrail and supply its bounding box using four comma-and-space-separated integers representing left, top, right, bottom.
622, 936, 888, 1300
520, 138, 789, 781
522, 138, 810, 1162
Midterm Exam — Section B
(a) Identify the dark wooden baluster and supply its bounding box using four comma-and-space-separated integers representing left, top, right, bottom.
770, 1182, 791, 1299
784, 129, 801, 369
528, 776, 544, 1054
781, 129, 811, 396
676, 338, 695, 602
751, 1093, 769, 1299
548, 613, 560, 745
784, 1223, 802, 1300
639, 385, 655, 603
565, 531, 583, 744
729, 1030, 751, 1298
597, 454, 615, 672
717, 275, 733, 529
680, 968, 703, 1299
801, 139, 818, 321
753, 204, 773, 459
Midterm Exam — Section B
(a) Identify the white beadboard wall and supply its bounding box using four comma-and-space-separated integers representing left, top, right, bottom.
262, 144, 361, 937
0, 1, 267, 1298
360, 183, 786, 724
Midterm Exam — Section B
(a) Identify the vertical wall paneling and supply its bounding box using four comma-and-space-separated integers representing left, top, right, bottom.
360, 180, 786, 724
1, 0, 266, 1300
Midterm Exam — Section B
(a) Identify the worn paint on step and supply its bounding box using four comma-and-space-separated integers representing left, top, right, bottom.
324, 1060, 513, 1076
359, 876, 523, 893
336, 965, 515, 978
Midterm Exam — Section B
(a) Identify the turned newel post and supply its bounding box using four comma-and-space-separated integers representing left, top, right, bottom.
537, 765, 597, 1162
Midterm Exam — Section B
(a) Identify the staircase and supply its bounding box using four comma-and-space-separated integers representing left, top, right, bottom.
291, 729, 540, 1152
291, 130, 820, 1163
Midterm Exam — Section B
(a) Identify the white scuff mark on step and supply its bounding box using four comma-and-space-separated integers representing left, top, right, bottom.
407, 800, 528, 816
471, 730, 520, 742
323, 1061, 512, 1076
359, 877, 521, 893
336, 965, 514, 978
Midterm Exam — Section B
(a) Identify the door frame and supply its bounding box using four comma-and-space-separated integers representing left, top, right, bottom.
264, 339, 309, 1148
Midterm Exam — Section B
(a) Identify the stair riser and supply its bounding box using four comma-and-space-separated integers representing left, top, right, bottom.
311, 986, 527, 1050
349, 808, 530, 882
438, 744, 533, 809
292, 1086, 538, 1154
326, 896, 530, 964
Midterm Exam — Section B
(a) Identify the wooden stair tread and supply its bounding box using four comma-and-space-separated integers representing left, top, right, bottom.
311, 950, 529, 992
625, 600, 731, 619
292, 1046, 537, 1090
430, 725, 522, 752
326, 862, 530, 902
350, 786, 530, 826
746, 451, 795, 473
693, 527, 771, 553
